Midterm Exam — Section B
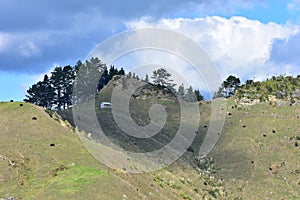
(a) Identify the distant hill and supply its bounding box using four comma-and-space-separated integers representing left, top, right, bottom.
235, 75, 300, 106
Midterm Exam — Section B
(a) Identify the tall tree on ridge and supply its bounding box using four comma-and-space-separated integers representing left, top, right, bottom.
151, 68, 176, 88
223, 75, 241, 97
185, 86, 196, 102
51, 67, 64, 110
62, 65, 75, 109
24, 74, 54, 109
194, 89, 204, 101
177, 83, 185, 99
145, 74, 149, 83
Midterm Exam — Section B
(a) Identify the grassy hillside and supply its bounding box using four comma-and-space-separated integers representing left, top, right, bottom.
2, 75, 300, 199
0, 102, 225, 199
58, 75, 300, 199
210, 99, 300, 199
0, 102, 145, 199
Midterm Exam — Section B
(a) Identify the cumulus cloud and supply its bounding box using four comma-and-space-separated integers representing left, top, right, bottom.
125, 16, 299, 81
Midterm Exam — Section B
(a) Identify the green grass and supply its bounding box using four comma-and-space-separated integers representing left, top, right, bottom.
0, 102, 136, 199
0, 101, 222, 199
45, 165, 106, 195
3, 76, 300, 199
210, 98, 300, 199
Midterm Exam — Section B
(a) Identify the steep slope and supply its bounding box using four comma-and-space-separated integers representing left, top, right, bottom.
210, 99, 300, 199
0, 102, 141, 199
58, 74, 300, 199
0, 102, 225, 199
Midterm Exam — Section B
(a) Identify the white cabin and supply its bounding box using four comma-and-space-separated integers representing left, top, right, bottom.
100, 102, 111, 109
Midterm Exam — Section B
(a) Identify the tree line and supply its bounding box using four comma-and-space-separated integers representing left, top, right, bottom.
151, 68, 204, 102
24, 58, 206, 110
24, 58, 124, 110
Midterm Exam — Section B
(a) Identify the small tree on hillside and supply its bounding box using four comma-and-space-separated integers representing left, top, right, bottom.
177, 83, 185, 99
185, 86, 196, 102
194, 89, 204, 101
151, 68, 176, 88
224, 75, 241, 97
145, 74, 149, 83
214, 75, 241, 98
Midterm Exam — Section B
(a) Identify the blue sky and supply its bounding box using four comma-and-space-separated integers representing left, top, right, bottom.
1, 0, 300, 101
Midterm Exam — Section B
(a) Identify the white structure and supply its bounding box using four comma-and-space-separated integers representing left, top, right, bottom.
100, 102, 111, 109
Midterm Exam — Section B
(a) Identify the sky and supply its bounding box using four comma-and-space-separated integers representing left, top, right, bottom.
1, 0, 300, 101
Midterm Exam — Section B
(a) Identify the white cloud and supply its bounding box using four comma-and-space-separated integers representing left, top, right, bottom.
125, 16, 299, 82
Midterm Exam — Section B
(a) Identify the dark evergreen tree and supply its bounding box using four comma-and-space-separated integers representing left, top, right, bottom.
128, 72, 132, 78
177, 83, 185, 99
24, 83, 39, 105
223, 75, 241, 97
24, 74, 54, 109
108, 65, 118, 80
151, 68, 176, 88
119, 67, 125, 76
74, 58, 105, 103
74, 60, 82, 74
40, 74, 55, 109
62, 65, 75, 109
25, 57, 123, 109
51, 67, 64, 110
214, 75, 241, 98
194, 89, 204, 101
145, 74, 149, 83
185, 86, 196, 102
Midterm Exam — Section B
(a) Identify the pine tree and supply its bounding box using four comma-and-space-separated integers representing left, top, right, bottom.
194, 89, 204, 101
185, 86, 195, 102
62, 65, 75, 109
223, 75, 241, 97
151, 68, 176, 88
119, 67, 125, 76
177, 83, 185, 99
24, 83, 39, 105
40, 74, 55, 109
51, 67, 64, 110
128, 72, 132, 78
214, 75, 241, 98
24, 74, 54, 109
145, 74, 149, 83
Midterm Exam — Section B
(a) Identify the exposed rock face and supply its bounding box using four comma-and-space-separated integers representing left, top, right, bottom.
237, 94, 300, 106
238, 98, 260, 106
